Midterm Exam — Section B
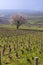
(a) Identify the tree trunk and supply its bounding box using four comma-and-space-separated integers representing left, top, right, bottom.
17, 25, 19, 29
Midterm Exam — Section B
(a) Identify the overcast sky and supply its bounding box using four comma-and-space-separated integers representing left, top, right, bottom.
0, 0, 43, 11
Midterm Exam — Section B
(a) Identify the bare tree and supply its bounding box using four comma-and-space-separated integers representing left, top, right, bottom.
9, 14, 27, 29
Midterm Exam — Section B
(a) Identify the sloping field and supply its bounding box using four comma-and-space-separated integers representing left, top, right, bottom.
0, 28, 43, 65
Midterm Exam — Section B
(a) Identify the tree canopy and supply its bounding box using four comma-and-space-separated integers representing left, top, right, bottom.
9, 14, 27, 29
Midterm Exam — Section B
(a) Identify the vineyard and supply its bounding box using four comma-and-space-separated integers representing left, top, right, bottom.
0, 29, 43, 65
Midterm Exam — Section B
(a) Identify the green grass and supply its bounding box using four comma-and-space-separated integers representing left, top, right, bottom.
0, 24, 43, 30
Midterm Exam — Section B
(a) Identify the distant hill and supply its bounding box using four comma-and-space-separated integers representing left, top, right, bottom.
0, 9, 43, 24
0, 9, 43, 16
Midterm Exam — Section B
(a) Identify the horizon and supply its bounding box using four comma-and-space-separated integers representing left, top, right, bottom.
0, 9, 43, 12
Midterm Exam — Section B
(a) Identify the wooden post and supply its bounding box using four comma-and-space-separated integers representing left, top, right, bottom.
0, 51, 1, 65
40, 40, 42, 53
16, 35, 18, 50
28, 35, 30, 50
34, 57, 38, 65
